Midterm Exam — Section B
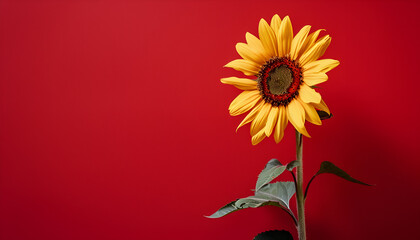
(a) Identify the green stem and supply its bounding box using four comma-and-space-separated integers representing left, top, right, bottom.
295, 131, 306, 240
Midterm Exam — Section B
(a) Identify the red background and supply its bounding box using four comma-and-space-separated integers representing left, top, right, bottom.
1, 0, 419, 239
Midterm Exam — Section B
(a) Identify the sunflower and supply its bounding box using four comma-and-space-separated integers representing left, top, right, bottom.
221, 14, 339, 145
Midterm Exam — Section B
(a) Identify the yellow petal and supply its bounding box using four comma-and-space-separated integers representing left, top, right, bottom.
312, 99, 330, 115
298, 98, 322, 125
229, 91, 258, 109
277, 16, 293, 57
229, 90, 261, 116
290, 25, 311, 60
245, 32, 263, 49
303, 59, 340, 74
245, 32, 270, 60
313, 35, 330, 56
298, 29, 324, 57
299, 35, 331, 66
265, 106, 279, 137
299, 83, 322, 103
252, 128, 267, 145
221, 77, 258, 90
250, 102, 271, 136
287, 99, 310, 137
274, 106, 288, 143
225, 59, 260, 76
270, 14, 282, 35
258, 18, 278, 56
235, 43, 266, 65
302, 72, 328, 86
237, 100, 264, 131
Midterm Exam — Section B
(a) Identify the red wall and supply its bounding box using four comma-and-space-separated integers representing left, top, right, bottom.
1, 0, 419, 239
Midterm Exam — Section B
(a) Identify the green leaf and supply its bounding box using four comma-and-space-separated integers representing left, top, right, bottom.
317, 161, 372, 186
237, 182, 296, 209
286, 160, 300, 171
253, 230, 293, 240
317, 110, 332, 120
255, 159, 286, 192
207, 182, 297, 224
305, 161, 372, 199
265, 158, 282, 169
207, 159, 299, 222
206, 200, 239, 218
207, 182, 296, 219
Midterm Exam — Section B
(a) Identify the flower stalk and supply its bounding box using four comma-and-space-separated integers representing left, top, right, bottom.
295, 131, 306, 240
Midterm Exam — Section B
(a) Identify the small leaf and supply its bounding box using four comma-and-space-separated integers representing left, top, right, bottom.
286, 160, 300, 171
317, 110, 332, 120
255, 159, 286, 192
206, 201, 239, 218
317, 161, 372, 186
253, 230, 293, 240
305, 161, 372, 199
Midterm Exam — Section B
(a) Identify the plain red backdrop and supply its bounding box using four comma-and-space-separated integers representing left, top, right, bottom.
1, 0, 419, 239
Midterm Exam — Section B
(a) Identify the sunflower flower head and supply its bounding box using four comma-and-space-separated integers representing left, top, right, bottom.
221, 15, 339, 145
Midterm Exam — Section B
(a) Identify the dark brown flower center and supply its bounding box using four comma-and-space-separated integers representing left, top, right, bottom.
257, 57, 302, 107
267, 65, 293, 95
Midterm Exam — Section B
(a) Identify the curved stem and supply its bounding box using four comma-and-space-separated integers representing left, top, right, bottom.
290, 171, 297, 192
295, 131, 306, 240
304, 174, 317, 200
284, 207, 298, 226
